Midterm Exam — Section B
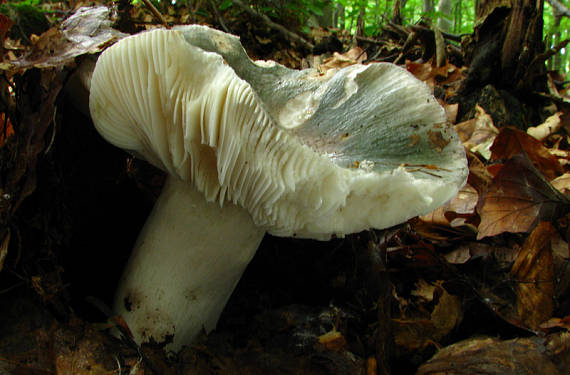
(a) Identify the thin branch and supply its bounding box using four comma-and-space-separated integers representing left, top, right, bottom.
141, 0, 169, 28
231, 0, 314, 50
209, 0, 231, 33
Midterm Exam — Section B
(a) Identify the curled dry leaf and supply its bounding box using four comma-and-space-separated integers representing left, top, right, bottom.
551, 173, 570, 194
420, 183, 478, 227
318, 46, 367, 73
405, 60, 466, 94
510, 222, 555, 330
527, 112, 563, 141
491, 127, 563, 180
466, 151, 494, 195
454, 105, 498, 160
477, 154, 570, 239
13, 6, 125, 70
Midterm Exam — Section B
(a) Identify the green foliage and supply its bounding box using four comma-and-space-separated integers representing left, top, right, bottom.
131, 0, 567, 73
544, 3, 569, 73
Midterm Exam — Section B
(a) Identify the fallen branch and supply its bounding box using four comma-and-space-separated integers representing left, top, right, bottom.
231, 0, 314, 50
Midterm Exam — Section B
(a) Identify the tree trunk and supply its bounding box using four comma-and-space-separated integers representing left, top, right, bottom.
436, 0, 454, 32
462, 0, 546, 93
392, 0, 402, 24
455, 0, 463, 33
424, 0, 435, 14
551, 8, 562, 71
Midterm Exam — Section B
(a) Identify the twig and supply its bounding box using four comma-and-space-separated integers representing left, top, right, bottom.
209, 0, 230, 33
232, 0, 314, 50
141, 0, 169, 28
432, 26, 446, 67
355, 35, 389, 45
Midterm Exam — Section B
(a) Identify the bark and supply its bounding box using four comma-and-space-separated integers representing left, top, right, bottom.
436, 0, 454, 33
424, 0, 435, 14
551, 8, 562, 71
392, 0, 402, 24
462, 0, 546, 93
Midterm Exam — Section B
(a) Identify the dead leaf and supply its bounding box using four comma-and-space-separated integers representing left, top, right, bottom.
318, 330, 347, 351
0, 13, 13, 54
466, 152, 494, 195
0, 112, 14, 147
411, 279, 437, 302
541, 316, 570, 331
551, 173, 570, 194
417, 335, 565, 375
394, 285, 462, 351
477, 154, 570, 239
454, 105, 498, 160
420, 184, 478, 227
405, 61, 466, 93
319, 46, 366, 73
527, 112, 563, 141
510, 222, 555, 330
444, 103, 458, 124
490, 127, 563, 180
13, 6, 126, 70
444, 245, 472, 264
430, 289, 462, 334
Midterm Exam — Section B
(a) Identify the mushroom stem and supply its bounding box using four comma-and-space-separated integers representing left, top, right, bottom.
113, 175, 265, 351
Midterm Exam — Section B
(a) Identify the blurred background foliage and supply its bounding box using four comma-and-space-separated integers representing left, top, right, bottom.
2, 0, 568, 72
127, 0, 568, 73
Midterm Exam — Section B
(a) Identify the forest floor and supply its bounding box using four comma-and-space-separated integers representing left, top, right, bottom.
0, 1, 569, 374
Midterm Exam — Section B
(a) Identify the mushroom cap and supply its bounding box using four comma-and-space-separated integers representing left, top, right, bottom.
89, 26, 467, 240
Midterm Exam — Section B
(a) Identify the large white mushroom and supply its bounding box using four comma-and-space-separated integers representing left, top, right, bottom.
89, 25, 467, 351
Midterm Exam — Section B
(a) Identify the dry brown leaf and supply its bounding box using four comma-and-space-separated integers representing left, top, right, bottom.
510, 222, 555, 330
0, 113, 14, 147
411, 279, 437, 302
541, 316, 570, 331
13, 6, 125, 70
319, 46, 366, 73
318, 330, 347, 352
418, 335, 565, 375
527, 112, 563, 141
454, 105, 498, 159
466, 152, 494, 195
490, 127, 563, 180
477, 154, 570, 239
444, 103, 459, 124
430, 293, 462, 336
444, 245, 472, 264
420, 184, 478, 227
394, 285, 461, 351
405, 60, 466, 92
551, 173, 570, 194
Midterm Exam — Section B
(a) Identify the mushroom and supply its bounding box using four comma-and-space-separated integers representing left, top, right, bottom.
89, 25, 468, 351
